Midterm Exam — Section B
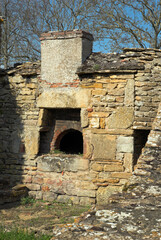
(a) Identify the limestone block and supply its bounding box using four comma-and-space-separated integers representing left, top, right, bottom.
65, 158, 89, 171
70, 196, 80, 205
57, 195, 71, 203
38, 157, 65, 172
64, 182, 77, 196
97, 186, 122, 205
104, 164, 124, 172
37, 157, 89, 172
125, 79, 134, 106
37, 109, 44, 126
76, 171, 97, 181
123, 153, 133, 172
26, 83, 37, 89
88, 112, 109, 118
92, 89, 107, 96
98, 172, 111, 178
83, 129, 93, 159
81, 108, 88, 128
43, 192, 57, 202
91, 163, 103, 172
90, 118, 99, 128
110, 74, 134, 79
100, 118, 105, 129
35, 191, 43, 200
76, 189, 96, 197
37, 88, 91, 108
91, 134, 116, 160
111, 172, 132, 179
38, 108, 52, 127
116, 153, 124, 160
80, 181, 98, 190
108, 107, 134, 129
79, 197, 96, 205
25, 128, 39, 156
26, 184, 41, 191
117, 136, 134, 153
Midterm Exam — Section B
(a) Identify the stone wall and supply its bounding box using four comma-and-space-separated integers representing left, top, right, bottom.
0, 63, 40, 203
1, 32, 161, 205
132, 49, 161, 130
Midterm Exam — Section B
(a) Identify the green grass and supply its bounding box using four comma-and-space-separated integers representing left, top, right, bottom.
0, 229, 51, 240
20, 196, 36, 206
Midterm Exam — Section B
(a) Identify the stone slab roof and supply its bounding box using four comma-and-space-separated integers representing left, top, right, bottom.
77, 51, 145, 74
7, 61, 41, 76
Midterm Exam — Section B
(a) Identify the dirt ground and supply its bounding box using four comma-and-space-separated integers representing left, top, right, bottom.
0, 198, 90, 237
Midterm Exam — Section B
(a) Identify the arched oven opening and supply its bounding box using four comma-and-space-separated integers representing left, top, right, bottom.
55, 129, 83, 154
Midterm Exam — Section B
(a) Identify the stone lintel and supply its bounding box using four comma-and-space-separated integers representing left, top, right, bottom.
133, 126, 151, 130
91, 129, 134, 135
37, 88, 91, 108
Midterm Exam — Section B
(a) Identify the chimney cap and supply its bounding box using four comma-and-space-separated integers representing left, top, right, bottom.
40, 29, 94, 41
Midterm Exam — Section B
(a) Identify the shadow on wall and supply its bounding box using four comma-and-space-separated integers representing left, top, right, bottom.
0, 69, 26, 205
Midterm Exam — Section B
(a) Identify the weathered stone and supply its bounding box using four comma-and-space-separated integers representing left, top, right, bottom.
104, 164, 124, 172
125, 79, 134, 106
25, 128, 39, 156
69, 196, 80, 205
76, 189, 96, 197
57, 195, 71, 203
37, 156, 89, 172
117, 136, 134, 153
91, 134, 116, 160
108, 107, 134, 129
90, 117, 99, 128
26, 184, 41, 191
37, 88, 91, 108
79, 197, 96, 205
81, 108, 88, 128
80, 181, 97, 190
91, 163, 103, 171
111, 172, 132, 178
123, 153, 133, 172
97, 186, 122, 205
99, 118, 105, 129
42, 192, 57, 202
92, 89, 107, 96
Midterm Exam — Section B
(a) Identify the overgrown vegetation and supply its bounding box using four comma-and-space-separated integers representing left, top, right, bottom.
0, 228, 51, 240
21, 196, 36, 205
0, 198, 90, 237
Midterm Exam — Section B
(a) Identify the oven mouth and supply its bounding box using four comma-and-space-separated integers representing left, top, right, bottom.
55, 129, 83, 154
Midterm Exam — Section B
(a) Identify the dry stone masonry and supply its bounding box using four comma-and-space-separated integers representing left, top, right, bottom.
0, 30, 161, 206
50, 101, 161, 240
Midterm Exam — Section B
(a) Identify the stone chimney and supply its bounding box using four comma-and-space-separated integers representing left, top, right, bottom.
40, 30, 94, 83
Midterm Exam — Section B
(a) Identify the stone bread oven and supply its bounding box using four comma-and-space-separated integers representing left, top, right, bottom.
37, 30, 93, 155
1, 29, 161, 205
39, 108, 83, 154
